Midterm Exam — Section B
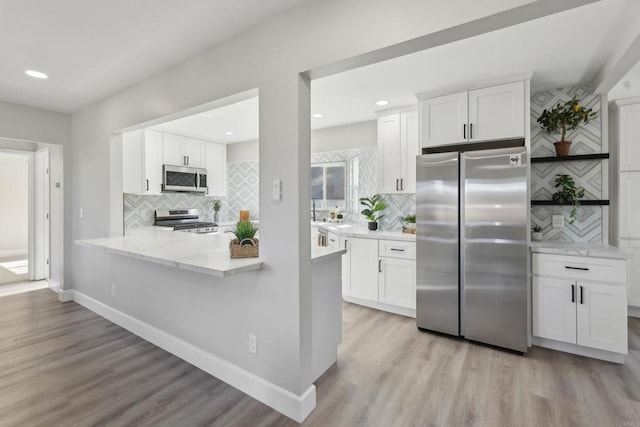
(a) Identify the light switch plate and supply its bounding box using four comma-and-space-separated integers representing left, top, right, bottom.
272, 179, 282, 202
552, 215, 564, 228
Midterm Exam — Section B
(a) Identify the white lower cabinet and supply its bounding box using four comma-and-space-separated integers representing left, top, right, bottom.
342, 237, 416, 317
532, 253, 628, 360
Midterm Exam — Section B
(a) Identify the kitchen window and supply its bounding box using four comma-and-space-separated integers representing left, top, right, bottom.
311, 161, 347, 210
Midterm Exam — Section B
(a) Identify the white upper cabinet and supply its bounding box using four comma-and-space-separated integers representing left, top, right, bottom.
162, 133, 205, 168
122, 129, 163, 195
420, 92, 468, 147
468, 81, 525, 142
619, 103, 640, 171
205, 141, 227, 197
420, 80, 526, 148
377, 109, 419, 194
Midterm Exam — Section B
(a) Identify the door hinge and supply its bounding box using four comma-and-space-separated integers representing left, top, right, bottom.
46, 259, 49, 265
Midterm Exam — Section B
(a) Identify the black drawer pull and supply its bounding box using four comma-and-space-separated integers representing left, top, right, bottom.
329, 239, 336, 243
390, 248, 405, 252
565, 266, 589, 271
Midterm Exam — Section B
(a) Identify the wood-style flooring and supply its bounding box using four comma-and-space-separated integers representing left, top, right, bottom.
0, 289, 639, 426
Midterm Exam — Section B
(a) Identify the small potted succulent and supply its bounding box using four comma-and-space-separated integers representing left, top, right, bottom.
359, 194, 387, 231
552, 173, 585, 224
536, 95, 597, 157
402, 213, 417, 231
213, 199, 221, 223
531, 224, 543, 241
229, 221, 259, 258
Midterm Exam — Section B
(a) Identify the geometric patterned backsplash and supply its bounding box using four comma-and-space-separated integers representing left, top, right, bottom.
530, 85, 604, 242
311, 147, 416, 231
227, 161, 260, 222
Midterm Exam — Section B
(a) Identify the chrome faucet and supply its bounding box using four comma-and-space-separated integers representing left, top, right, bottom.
311, 197, 316, 222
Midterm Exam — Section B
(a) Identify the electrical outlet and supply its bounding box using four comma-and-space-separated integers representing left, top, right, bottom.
249, 334, 257, 354
552, 215, 565, 228
111, 283, 116, 296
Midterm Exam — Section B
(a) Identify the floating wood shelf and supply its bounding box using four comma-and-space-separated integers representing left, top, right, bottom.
531, 153, 609, 163
531, 200, 609, 206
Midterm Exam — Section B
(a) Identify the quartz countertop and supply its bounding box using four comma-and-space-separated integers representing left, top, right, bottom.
530, 241, 632, 260
311, 245, 346, 264
76, 227, 263, 277
315, 223, 416, 242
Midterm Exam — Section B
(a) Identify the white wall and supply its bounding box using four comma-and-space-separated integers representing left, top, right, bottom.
67, 0, 584, 418
311, 120, 376, 153
0, 100, 70, 145
0, 152, 29, 257
227, 139, 258, 162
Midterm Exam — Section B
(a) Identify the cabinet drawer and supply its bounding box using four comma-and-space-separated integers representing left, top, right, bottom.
532, 253, 627, 284
327, 232, 340, 249
379, 240, 416, 260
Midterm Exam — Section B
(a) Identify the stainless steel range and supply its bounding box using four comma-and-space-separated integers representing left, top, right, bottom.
155, 209, 218, 233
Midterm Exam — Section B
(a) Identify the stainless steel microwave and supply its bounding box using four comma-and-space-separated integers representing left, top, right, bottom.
162, 165, 207, 193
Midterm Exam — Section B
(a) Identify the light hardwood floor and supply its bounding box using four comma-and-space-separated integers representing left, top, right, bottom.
0, 289, 639, 426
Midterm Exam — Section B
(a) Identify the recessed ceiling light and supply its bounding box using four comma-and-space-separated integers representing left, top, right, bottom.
312, 113, 323, 118
224, 131, 235, 136
376, 100, 389, 106
25, 70, 48, 79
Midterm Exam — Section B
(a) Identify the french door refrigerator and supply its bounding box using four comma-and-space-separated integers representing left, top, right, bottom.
416, 144, 528, 353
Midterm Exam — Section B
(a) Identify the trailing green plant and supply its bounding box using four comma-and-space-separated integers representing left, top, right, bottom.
403, 213, 416, 224
537, 95, 597, 143
233, 221, 258, 242
552, 174, 585, 224
359, 194, 387, 223
531, 224, 542, 233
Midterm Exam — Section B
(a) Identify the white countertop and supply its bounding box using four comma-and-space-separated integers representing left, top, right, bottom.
530, 241, 632, 260
77, 227, 263, 277
315, 223, 416, 242
311, 245, 346, 264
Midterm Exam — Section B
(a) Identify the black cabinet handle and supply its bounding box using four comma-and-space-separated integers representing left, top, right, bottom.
400, 179, 404, 191
186, 156, 190, 165
470, 123, 473, 139
329, 239, 336, 243
571, 284, 575, 303
565, 266, 589, 271
463, 124, 466, 139
580, 286, 584, 304
146, 179, 149, 191
390, 248, 405, 252
344, 240, 348, 250
396, 179, 399, 191
378, 259, 382, 273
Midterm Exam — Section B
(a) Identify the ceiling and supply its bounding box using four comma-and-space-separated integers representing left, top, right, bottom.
0, 0, 310, 113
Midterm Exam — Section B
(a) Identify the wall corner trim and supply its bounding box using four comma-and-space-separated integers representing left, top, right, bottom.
70, 290, 316, 422
58, 289, 74, 302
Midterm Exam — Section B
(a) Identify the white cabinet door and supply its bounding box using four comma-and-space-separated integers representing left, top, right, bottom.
163, 133, 184, 166
468, 81, 525, 142
379, 257, 416, 309
532, 276, 577, 344
576, 281, 628, 354
183, 137, 205, 168
377, 114, 402, 194
344, 238, 379, 301
420, 92, 468, 148
205, 141, 227, 196
400, 110, 419, 193
619, 172, 640, 238
619, 239, 640, 308
122, 130, 144, 194
143, 130, 163, 194
619, 104, 640, 171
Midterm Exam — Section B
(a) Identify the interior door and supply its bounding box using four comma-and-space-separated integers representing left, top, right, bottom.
416, 152, 459, 335
34, 149, 50, 280
463, 146, 528, 352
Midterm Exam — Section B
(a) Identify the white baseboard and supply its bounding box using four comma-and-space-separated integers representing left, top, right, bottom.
0, 249, 28, 259
58, 289, 74, 302
629, 305, 640, 318
70, 290, 315, 422
343, 295, 416, 318
532, 337, 625, 364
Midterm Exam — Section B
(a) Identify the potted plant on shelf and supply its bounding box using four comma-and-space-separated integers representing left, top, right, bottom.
213, 199, 221, 223
229, 221, 259, 258
536, 95, 597, 157
359, 194, 387, 231
552, 173, 585, 224
531, 224, 543, 241
402, 213, 416, 233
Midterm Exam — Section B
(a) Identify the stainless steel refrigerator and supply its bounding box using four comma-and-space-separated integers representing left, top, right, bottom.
416, 144, 528, 353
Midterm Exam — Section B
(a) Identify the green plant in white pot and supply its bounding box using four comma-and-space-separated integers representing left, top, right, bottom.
402, 213, 416, 230
359, 194, 387, 231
